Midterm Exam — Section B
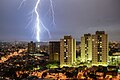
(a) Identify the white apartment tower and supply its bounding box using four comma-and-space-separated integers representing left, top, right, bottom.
92, 31, 108, 65
81, 31, 108, 66
60, 35, 76, 67
81, 34, 92, 62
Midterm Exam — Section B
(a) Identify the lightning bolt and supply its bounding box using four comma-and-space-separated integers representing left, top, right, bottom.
18, 0, 55, 42
49, 0, 55, 25
18, 0, 26, 9
35, 0, 40, 42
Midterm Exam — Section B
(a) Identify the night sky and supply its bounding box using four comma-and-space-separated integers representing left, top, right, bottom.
0, 0, 120, 41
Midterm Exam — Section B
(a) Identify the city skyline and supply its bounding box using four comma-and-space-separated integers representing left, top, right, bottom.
0, 0, 120, 41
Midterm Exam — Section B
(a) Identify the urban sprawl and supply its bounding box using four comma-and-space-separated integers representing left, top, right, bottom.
0, 31, 120, 79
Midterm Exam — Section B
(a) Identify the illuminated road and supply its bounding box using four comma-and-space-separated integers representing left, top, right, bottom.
0, 49, 26, 63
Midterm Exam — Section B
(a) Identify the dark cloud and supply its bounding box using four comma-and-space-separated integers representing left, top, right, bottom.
0, 0, 120, 41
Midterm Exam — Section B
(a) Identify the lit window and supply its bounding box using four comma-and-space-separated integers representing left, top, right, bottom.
64, 39, 66, 41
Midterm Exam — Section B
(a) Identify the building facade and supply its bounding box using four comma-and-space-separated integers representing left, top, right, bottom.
92, 31, 108, 65
81, 34, 92, 62
35, 42, 48, 53
28, 41, 36, 53
80, 31, 108, 66
49, 41, 60, 62
109, 53, 120, 66
60, 35, 76, 67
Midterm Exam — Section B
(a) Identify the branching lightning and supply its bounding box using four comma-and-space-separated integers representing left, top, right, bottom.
49, 0, 55, 25
18, 0, 55, 42
18, 0, 26, 9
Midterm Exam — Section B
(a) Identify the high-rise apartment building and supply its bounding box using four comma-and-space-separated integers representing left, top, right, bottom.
80, 31, 108, 66
60, 35, 76, 67
28, 41, 36, 53
49, 41, 60, 62
92, 31, 108, 65
81, 34, 92, 62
